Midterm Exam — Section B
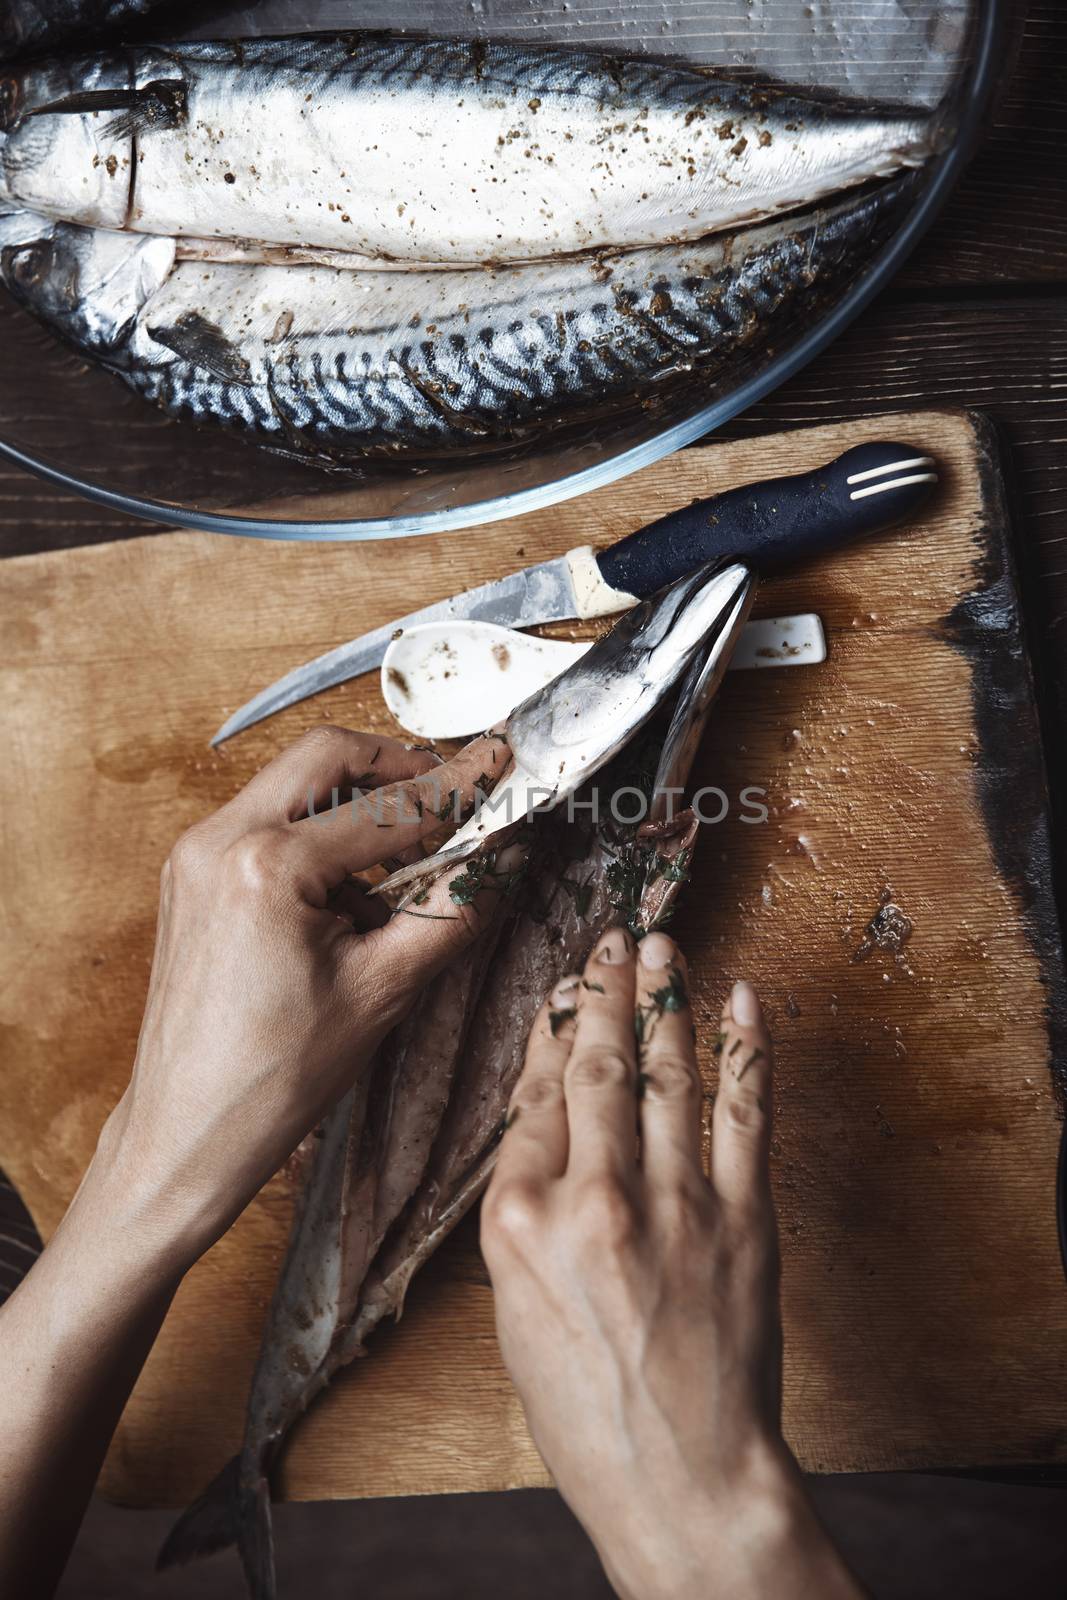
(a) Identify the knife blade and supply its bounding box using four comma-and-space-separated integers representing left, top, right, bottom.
211, 440, 937, 745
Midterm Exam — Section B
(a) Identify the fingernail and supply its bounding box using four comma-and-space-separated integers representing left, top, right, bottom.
731, 980, 760, 1028
596, 928, 632, 964
639, 932, 675, 969
551, 974, 581, 1005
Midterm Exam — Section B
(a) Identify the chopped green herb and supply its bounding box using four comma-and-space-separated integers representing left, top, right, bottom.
728, 1037, 743, 1058
634, 965, 688, 1048
636, 1070, 651, 1100
505, 1105, 521, 1129
549, 1006, 576, 1036
711, 1031, 727, 1058
448, 850, 526, 906
582, 980, 605, 993
436, 787, 460, 822
650, 966, 689, 1014
605, 853, 643, 917
448, 856, 490, 906
736, 1048, 765, 1081
656, 846, 692, 884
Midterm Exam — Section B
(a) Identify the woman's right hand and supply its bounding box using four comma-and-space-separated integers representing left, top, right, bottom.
481, 928, 864, 1600
98, 724, 514, 1265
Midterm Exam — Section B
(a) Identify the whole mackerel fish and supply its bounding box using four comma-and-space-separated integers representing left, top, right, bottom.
0, 34, 935, 265
161, 760, 697, 1600
0, 177, 912, 461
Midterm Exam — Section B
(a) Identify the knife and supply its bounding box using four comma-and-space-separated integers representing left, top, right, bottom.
211, 440, 937, 745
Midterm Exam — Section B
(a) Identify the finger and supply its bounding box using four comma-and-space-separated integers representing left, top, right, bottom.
633, 933, 703, 1183
290, 733, 509, 898
225, 726, 440, 831
711, 980, 775, 1215
355, 838, 526, 1018
562, 927, 639, 1185
492, 976, 579, 1189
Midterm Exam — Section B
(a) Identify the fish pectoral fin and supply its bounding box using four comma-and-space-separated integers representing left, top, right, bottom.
22, 79, 188, 139
147, 309, 252, 385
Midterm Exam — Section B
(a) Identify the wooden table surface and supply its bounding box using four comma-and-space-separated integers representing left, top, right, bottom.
2, 0, 1066, 1470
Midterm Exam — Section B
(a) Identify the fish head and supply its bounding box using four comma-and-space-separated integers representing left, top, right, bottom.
0, 52, 134, 228
375, 559, 755, 897
0, 208, 175, 357
506, 559, 755, 797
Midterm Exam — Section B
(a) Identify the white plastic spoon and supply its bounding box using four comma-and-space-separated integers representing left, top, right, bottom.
381, 613, 826, 740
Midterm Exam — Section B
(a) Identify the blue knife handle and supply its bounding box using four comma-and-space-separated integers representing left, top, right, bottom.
595, 441, 938, 600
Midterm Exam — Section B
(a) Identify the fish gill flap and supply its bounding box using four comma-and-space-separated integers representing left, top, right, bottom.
508, 562, 751, 790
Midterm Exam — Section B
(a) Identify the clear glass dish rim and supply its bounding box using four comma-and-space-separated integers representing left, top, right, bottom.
0, 1, 1005, 544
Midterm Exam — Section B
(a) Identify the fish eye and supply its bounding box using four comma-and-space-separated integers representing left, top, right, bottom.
0, 74, 22, 130
10, 241, 48, 287
0, 74, 23, 129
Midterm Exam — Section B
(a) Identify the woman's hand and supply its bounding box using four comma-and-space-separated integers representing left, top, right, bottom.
101, 723, 514, 1261
481, 928, 863, 1600
0, 724, 517, 1600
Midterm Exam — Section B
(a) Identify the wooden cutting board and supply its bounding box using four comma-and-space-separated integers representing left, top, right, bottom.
1, 409, 1065, 1507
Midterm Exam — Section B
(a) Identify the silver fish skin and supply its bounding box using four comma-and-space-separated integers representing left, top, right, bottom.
155, 1080, 367, 1586
0, 34, 937, 264
0, 178, 914, 461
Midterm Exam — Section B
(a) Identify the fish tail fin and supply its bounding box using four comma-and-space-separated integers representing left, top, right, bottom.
156, 1454, 241, 1570
237, 1469, 278, 1600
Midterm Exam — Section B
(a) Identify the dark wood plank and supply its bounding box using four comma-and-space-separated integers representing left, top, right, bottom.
901, 1, 1067, 289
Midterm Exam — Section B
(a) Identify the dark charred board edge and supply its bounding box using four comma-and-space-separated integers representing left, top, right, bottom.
936, 407, 1067, 1308
940, 409, 1067, 1117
